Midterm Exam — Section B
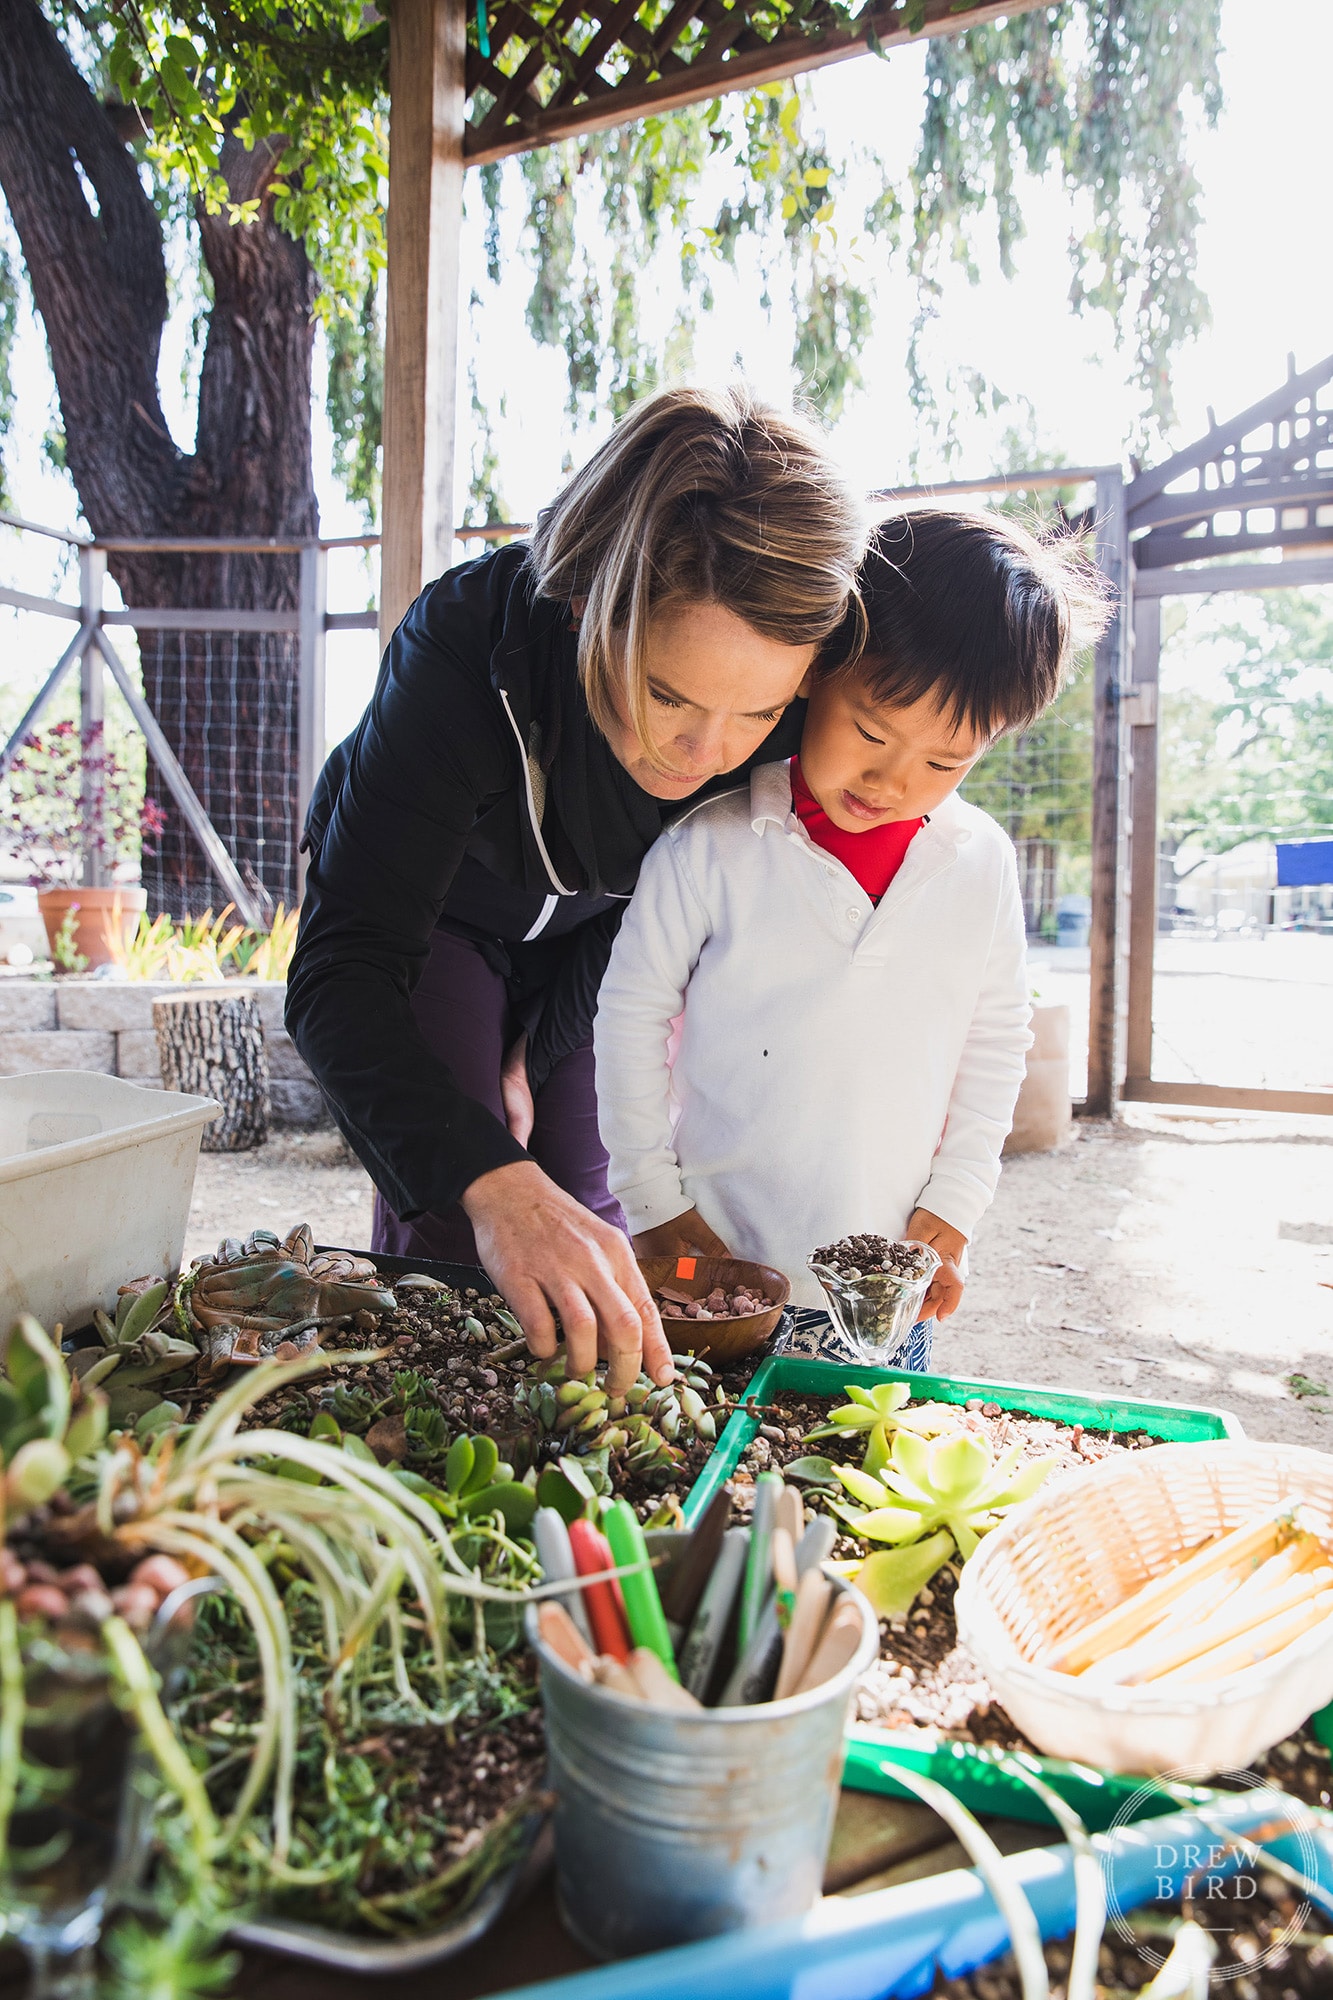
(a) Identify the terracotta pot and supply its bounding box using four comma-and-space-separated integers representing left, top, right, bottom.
38, 886, 147, 970
1004, 1002, 1072, 1155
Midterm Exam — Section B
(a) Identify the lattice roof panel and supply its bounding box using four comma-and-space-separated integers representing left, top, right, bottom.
1128, 354, 1333, 571
464, 0, 1044, 163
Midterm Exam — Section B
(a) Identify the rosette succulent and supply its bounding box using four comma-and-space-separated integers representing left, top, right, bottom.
832, 1426, 1057, 1617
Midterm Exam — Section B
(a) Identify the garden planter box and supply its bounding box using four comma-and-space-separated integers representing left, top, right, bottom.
0, 974, 325, 1128
682, 1355, 1245, 1830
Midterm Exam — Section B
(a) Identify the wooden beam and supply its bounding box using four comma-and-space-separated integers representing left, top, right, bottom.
464, 0, 1048, 165
1084, 469, 1129, 1119
381, 0, 467, 646
1122, 1079, 1333, 1118
1124, 597, 1160, 1084
1132, 555, 1333, 598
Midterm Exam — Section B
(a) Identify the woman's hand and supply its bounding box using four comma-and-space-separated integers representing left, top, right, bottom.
462, 1159, 673, 1394
499, 1032, 535, 1146
632, 1209, 732, 1260
904, 1206, 968, 1321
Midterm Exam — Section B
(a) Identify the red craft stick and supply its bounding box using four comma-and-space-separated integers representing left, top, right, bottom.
567, 1518, 632, 1663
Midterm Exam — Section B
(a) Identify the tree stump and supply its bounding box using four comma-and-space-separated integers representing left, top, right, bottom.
154, 990, 270, 1152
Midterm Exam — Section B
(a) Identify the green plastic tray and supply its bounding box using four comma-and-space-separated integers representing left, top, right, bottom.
680, 1353, 1246, 1831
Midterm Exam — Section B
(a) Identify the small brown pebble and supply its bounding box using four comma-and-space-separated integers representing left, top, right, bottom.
111, 1584, 160, 1629
15, 1583, 69, 1622
58, 1564, 104, 1594
0, 1549, 26, 1595
24, 1560, 61, 1585
67, 1587, 116, 1625
130, 1555, 191, 1600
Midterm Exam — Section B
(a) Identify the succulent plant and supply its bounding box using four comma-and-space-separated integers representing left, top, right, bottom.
0, 1316, 107, 1528
512, 1352, 724, 1489
804, 1381, 959, 1477
69, 1279, 200, 1421
831, 1426, 1057, 1616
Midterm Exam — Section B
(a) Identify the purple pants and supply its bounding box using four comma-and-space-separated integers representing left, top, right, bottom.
372, 927, 627, 1265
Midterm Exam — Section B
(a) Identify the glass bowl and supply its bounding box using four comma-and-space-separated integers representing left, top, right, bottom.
806, 1242, 941, 1365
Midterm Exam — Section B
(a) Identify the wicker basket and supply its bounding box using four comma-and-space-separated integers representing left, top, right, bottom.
954, 1441, 1333, 1776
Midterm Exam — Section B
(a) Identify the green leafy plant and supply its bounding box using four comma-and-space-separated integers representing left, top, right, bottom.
50, 905, 88, 974
513, 1350, 724, 1490
0, 1317, 107, 1530
831, 1427, 1056, 1617
72, 1281, 198, 1426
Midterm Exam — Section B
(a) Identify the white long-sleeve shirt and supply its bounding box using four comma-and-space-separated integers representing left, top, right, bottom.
594, 760, 1032, 1308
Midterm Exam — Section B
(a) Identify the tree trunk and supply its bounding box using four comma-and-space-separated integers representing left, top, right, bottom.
0, 0, 318, 918
154, 991, 271, 1151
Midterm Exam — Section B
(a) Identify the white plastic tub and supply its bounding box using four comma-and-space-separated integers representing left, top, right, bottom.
0, 1070, 218, 1335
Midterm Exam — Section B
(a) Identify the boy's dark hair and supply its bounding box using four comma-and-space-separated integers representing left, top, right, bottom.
823, 509, 1111, 737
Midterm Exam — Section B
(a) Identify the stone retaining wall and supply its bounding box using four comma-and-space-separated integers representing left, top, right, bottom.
0, 978, 326, 1128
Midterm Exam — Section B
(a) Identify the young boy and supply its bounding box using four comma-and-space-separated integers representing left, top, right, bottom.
592, 510, 1108, 1364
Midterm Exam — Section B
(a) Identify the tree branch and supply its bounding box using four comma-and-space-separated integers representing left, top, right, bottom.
0, 0, 179, 532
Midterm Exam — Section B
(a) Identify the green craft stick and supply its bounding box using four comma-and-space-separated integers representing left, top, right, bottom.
604, 1498, 679, 1680
737, 1471, 783, 1656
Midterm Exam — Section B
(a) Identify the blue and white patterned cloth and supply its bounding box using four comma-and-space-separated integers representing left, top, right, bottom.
772, 1306, 934, 1373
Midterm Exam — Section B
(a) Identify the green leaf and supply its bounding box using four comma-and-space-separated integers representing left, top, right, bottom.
834, 1463, 890, 1508
852, 1503, 935, 1545
853, 1530, 954, 1616
309, 1411, 343, 1442
341, 1433, 379, 1465
782, 1455, 838, 1485
459, 1480, 537, 1533
3, 1316, 69, 1443
274, 1458, 324, 1484
460, 1433, 498, 1496
863, 1421, 893, 1479
65, 1392, 108, 1462
118, 1281, 169, 1347
536, 1461, 590, 1523
440, 1432, 472, 1496
134, 1400, 180, 1442
926, 1432, 990, 1506
5, 1437, 70, 1510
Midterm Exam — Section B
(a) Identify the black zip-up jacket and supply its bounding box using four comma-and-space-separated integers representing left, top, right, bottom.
286, 544, 804, 1222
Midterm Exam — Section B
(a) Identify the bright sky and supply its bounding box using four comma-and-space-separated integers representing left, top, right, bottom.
0, 0, 1328, 741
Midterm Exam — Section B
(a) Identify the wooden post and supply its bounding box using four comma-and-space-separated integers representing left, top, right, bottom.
154, 990, 271, 1152
78, 545, 107, 889
379, 0, 466, 648
1124, 596, 1161, 1088
296, 541, 327, 900
1084, 470, 1129, 1119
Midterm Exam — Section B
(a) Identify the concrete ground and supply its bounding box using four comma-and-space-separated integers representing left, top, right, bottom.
186, 1104, 1333, 1448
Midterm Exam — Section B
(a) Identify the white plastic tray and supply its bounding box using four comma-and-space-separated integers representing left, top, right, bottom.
0, 1069, 217, 1333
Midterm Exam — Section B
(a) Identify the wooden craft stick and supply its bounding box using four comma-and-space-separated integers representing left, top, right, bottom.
774, 1484, 804, 1547
1044, 1509, 1290, 1674
537, 1601, 596, 1678
774, 1569, 835, 1702
593, 1655, 647, 1700
793, 1596, 864, 1697
629, 1647, 704, 1711
1148, 1587, 1333, 1685
1096, 1567, 1333, 1686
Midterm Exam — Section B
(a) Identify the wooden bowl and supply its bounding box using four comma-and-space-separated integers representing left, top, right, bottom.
636, 1255, 791, 1364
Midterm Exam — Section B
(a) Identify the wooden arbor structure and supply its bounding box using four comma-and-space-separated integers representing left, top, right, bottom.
1109, 352, 1333, 1118
377, 0, 1046, 641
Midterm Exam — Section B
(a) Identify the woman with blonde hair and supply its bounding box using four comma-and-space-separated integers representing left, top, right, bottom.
287, 386, 867, 1392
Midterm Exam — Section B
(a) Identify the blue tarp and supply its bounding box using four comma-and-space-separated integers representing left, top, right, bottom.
1276, 839, 1333, 887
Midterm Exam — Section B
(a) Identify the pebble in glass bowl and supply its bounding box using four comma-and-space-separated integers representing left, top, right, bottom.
807, 1232, 941, 1365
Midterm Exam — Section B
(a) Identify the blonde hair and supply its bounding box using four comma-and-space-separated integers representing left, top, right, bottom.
527, 385, 868, 766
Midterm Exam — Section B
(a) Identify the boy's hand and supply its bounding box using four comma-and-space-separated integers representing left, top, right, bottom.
633, 1209, 732, 1261
904, 1207, 968, 1321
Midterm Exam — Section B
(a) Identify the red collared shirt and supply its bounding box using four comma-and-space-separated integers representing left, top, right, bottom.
790, 758, 923, 903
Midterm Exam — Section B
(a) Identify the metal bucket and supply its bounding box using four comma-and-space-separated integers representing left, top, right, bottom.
526, 1577, 877, 1960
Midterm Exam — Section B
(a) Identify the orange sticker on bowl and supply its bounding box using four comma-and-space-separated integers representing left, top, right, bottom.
675, 1257, 697, 1280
